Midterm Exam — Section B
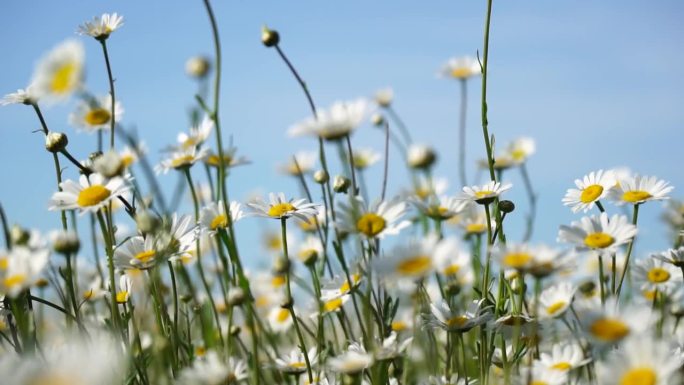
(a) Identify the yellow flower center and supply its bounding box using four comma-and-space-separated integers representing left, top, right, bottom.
116, 291, 128, 303
272, 275, 286, 287
195, 346, 206, 357
396, 255, 432, 276
642, 290, 659, 301
121, 154, 135, 167
510, 149, 526, 161
210, 214, 228, 230
622, 190, 652, 203
503, 252, 533, 269
531, 382, 548, 385
339, 274, 360, 293
299, 218, 317, 232
451, 67, 473, 78
324, 297, 344, 312
415, 187, 431, 199
580, 184, 604, 203
589, 318, 630, 342
620, 368, 657, 385
206, 154, 234, 167
182, 137, 197, 149
171, 154, 195, 169
268, 202, 296, 218
584, 232, 615, 249
276, 308, 290, 323
353, 156, 370, 169
51, 62, 78, 93
447, 315, 468, 327
647, 267, 670, 283
77, 185, 111, 207
134, 250, 156, 263
551, 362, 572, 371
546, 301, 567, 316
443, 264, 461, 276
0, 257, 8, 270
4, 274, 26, 288
474, 190, 495, 199
465, 223, 486, 234
290, 362, 307, 369
391, 320, 408, 331
428, 206, 450, 218
84, 108, 111, 126
356, 213, 386, 237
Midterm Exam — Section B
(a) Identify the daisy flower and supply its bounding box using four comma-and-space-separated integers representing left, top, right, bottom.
515, 366, 567, 385
30, 39, 84, 102
289, 98, 370, 141
296, 236, 324, 265
610, 174, 673, 205
351, 147, 381, 170
178, 352, 248, 385
537, 282, 577, 319
653, 246, 684, 268
439, 56, 481, 80
156, 146, 209, 174
405, 175, 448, 201
327, 343, 373, 374
248, 193, 319, 222
278, 151, 318, 176
374, 87, 393, 107
320, 293, 350, 314
274, 347, 318, 375
597, 335, 683, 385
632, 256, 682, 296
406, 143, 437, 169
164, 214, 199, 261
562, 169, 616, 213
114, 274, 133, 304
337, 197, 410, 239
493, 243, 569, 277
433, 237, 473, 282
48, 173, 130, 214
505, 137, 536, 165
536, 344, 590, 372
114, 236, 162, 271
453, 203, 494, 236
0, 87, 36, 106
580, 299, 653, 345
461, 181, 512, 205
78, 13, 124, 40
69, 95, 124, 132
199, 200, 245, 235
268, 305, 294, 333
373, 236, 439, 282
424, 299, 492, 333
374, 332, 412, 361
321, 273, 363, 299
557, 213, 637, 256
0, 246, 50, 298
119, 142, 146, 168
176, 116, 214, 150
204, 147, 250, 169
411, 195, 467, 221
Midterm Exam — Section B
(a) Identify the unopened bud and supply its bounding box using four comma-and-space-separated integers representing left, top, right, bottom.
299, 250, 318, 266
370, 113, 385, 127
273, 257, 291, 275
10, 225, 30, 246
280, 296, 294, 309
93, 150, 125, 178
45, 132, 68, 153
227, 288, 246, 307
333, 175, 351, 193
261, 25, 280, 47
230, 325, 242, 336
407, 144, 437, 169
498, 200, 515, 214
51, 230, 80, 254
185, 56, 211, 79
374, 88, 393, 108
313, 170, 329, 184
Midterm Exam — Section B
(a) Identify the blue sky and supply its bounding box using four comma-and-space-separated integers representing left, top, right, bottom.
1, 0, 682, 266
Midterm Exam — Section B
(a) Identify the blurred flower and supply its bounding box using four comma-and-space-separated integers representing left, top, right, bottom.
632, 256, 682, 296
176, 116, 214, 150
597, 335, 683, 385
407, 144, 437, 169
178, 351, 248, 385
535, 343, 590, 372
328, 343, 373, 374
461, 181, 512, 205
373, 236, 439, 283
0, 246, 49, 298
274, 347, 318, 375
439, 56, 480, 79
69, 95, 123, 132
0, 87, 36, 106
424, 299, 492, 333
289, 99, 370, 141
156, 146, 209, 173
31, 39, 84, 102
199, 200, 245, 235
374, 88, 394, 107
352, 147, 381, 170
337, 197, 410, 239
537, 282, 576, 319
186, 56, 211, 79
278, 151, 317, 176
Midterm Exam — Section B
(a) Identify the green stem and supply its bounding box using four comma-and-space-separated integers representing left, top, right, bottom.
480, 0, 497, 184
99, 39, 117, 149
616, 204, 640, 297
458, 78, 468, 187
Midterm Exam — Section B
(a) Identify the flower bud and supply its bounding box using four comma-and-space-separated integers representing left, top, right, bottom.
135, 210, 161, 234
10, 225, 30, 246
227, 287, 246, 307
280, 296, 294, 309
498, 200, 515, 214
299, 249, 318, 266
229, 325, 242, 336
370, 113, 385, 127
313, 170, 329, 184
45, 132, 68, 153
273, 258, 290, 275
185, 56, 211, 79
261, 25, 280, 47
333, 175, 351, 193
93, 150, 125, 178
35, 278, 50, 288
407, 144, 437, 169
375, 88, 393, 108
51, 230, 80, 254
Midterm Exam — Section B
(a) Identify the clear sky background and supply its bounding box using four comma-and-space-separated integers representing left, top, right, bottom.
1, 0, 682, 268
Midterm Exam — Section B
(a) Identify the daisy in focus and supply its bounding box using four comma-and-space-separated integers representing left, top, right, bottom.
610, 174, 673, 205
78, 13, 124, 40
289, 98, 370, 141
557, 213, 637, 256
336, 197, 410, 239
632, 256, 682, 296
562, 169, 616, 213
199, 200, 245, 235
48, 173, 130, 214
69, 95, 124, 132
248, 192, 319, 222
461, 181, 512, 205
156, 146, 209, 174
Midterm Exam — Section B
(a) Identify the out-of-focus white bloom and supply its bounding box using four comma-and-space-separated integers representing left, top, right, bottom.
373, 235, 439, 283
0, 87, 36, 106
632, 256, 682, 296
274, 347, 318, 375
374, 87, 394, 107
289, 99, 370, 141
439, 56, 480, 79
424, 299, 492, 333
597, 335, 683, 385
407, 143, 437, 169
537, 282, 577, 319
30, 39, 84, 102
278, 151, 317, 176
579, 298, 653, 345
156, 146, 209, 173
328, 342, 373, 374
536, 343, 590, 372
178, 351, 248, 385
69, 95, 123, 132
352, 147, 381, 170
268, 306, 294, 332
176, 116, 214, 150
0, 246, 49, 298
199, 200, 245, 235
337, 197, 410, 239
